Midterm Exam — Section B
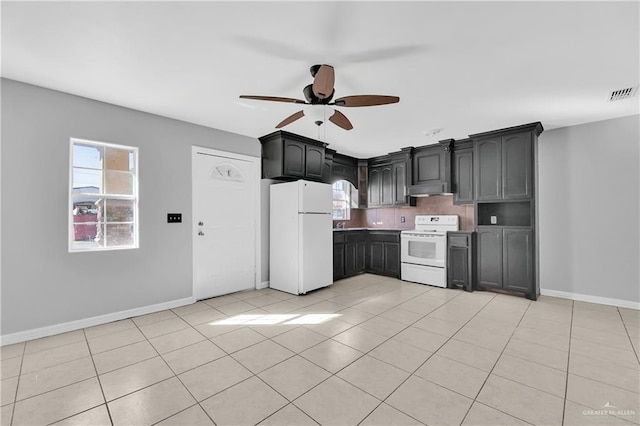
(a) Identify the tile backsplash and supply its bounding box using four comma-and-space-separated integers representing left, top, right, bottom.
334, 195, 474, 231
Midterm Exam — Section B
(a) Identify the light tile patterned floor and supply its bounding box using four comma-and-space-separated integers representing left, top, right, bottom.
1, 274, 639, 425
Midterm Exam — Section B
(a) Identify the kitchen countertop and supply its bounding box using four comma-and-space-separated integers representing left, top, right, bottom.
333, 227, 406, 232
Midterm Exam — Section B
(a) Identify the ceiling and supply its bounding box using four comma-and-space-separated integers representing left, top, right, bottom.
2, 1, 638, 157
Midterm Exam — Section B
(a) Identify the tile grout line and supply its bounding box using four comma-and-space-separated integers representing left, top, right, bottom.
39, 331, 114, 425
8, 341, 26, 426
560, 299, 575, 426
354, 290, 503, 425
457, 296, 534, 426
132, 314, 219, 426
616, 307, 640, 365
238, 281, 444, 425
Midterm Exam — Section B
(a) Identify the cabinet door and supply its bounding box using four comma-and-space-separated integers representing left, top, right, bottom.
477, 229, 502, 288
368, 241, 385, 274
305, 145, 325, 180
380, 166, 394, 205
333, 243, 345, 281
345, 242, 358, 277
453, 149, 474, 204
502, 229, 533, 292
447, 246, 469, 288
283, 140, 306, 178
368, 168, 381, 207
356, 241, 367, 273
383, 242, 400, 278
393, 162, 408, 205
502, 133, 532, 199
475, 138, 502, 200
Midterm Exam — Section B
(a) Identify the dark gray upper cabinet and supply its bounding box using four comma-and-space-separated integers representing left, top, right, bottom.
259, 131, 327, 181
368, 148, 414, 207
408, 140, 453, 196
322, 148, 335, 184
368, 167, 381, 206
393, 161, 408, 205
380, 165, 394, 205
502, 133, 532, 199
471, 123, 542, 201
368, 163, 393, 207
282, 139, 306, 178
452, 139, 474, 205
331, 153, 359, 188
475, 138, 502, 200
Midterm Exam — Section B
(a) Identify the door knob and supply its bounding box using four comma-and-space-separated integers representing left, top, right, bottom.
198, 231, 205, 236
198, 221, 204, 226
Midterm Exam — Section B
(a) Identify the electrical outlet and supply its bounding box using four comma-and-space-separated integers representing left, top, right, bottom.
490, 215, 498, 225
400, 216, 406, 223
168, 213, 182, 223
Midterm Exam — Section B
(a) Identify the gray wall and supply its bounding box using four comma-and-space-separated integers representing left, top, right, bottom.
1, 79, 261, 335
538, 114, 640, 303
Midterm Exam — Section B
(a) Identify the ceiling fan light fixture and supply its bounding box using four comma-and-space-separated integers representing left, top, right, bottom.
304, 105, 334, 123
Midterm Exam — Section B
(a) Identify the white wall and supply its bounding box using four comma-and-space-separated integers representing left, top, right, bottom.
1, 79, 261, 337
538, 115, 639, 305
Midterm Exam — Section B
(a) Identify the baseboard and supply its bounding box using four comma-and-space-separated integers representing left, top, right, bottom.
540, 289, 640, 310
0, 296, 196, 346
257, 280, 269, 290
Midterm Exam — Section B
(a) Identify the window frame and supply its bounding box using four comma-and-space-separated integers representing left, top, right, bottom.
332, 180, 352, 221
68, 137, 139, 252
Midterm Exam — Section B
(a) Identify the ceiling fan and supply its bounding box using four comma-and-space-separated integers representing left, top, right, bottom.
239, 64, 399, 131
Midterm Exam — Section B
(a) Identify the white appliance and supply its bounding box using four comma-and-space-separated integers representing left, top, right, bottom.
401, 215, 459, 287
270, 180, 333, 295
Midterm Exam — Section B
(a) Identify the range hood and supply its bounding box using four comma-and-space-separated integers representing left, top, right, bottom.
407, 139, 454, 196
408, 183, 452, 197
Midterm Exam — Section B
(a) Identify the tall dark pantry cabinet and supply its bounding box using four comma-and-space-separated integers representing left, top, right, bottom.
470, 122, 543, 300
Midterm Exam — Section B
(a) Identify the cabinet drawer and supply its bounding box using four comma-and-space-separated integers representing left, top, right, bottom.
368, 231, 400, 243
345, 231, 367, 243
333, 232, 345, 243
448, 234, 470, 247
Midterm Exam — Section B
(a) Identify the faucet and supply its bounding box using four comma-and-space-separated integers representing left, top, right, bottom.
336, 222, 345, 229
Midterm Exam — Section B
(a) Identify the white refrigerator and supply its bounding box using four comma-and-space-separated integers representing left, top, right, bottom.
270, 180, 333, 295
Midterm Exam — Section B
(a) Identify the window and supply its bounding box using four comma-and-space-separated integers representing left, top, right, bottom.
332, 180, 352, 220
69, 138, 138, 251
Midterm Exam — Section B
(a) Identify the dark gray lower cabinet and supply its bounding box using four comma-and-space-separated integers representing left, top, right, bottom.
345, 233, 367, 277
367, 231, 401, 278
334, 230, 366, 280
447, 232, 475, 292
476, 227, 535, 299
503, 229, 533, 293
333, 233, 346, 281
477, 229, 503, 289
333, 230, 401, 281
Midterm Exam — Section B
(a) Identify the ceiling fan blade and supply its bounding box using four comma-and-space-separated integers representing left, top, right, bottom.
239, 95, 306, 104
312, 65, 335, 100
329, 110, 353, 131
333, 95, 400, 107
275, 110, 305, 128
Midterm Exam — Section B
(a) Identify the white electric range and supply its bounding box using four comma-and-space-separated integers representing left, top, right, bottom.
401, 215, 459, 287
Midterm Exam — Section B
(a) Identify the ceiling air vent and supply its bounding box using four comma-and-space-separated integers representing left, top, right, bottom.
608, 86, 638, 102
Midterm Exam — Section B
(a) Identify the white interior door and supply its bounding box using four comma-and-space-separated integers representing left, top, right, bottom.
192, 147, 259, 300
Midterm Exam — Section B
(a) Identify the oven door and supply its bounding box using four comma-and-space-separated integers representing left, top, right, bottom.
401, 233, 446, 267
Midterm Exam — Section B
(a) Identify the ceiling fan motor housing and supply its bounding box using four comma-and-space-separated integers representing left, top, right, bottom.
303, 84, 334, 104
